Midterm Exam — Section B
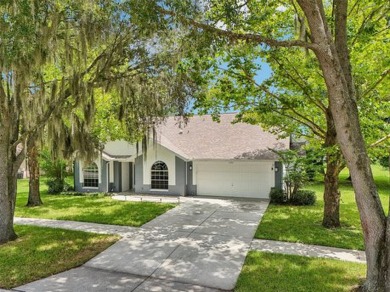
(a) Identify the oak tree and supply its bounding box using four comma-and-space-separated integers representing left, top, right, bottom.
131, 0, 390, 289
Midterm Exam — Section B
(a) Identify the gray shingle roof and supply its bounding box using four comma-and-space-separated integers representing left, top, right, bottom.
156, 113, 290, 160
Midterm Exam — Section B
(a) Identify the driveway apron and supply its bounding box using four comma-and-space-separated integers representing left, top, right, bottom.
16, 197, 269, 292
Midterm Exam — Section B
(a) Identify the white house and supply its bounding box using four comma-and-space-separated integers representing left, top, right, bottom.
74, 113, 290, 199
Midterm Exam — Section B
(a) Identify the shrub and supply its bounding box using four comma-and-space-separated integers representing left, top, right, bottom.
40, 149, 73, 193
47, 179, 73, 194
290, 190, 316, 206
270, 188, 287, 204
59, 192, 108, 197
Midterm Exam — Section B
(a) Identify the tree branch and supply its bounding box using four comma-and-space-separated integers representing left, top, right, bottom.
362, 68, 390, 98
272, 107, 326, 139
12, 49, 108, 149
270, 55, 328, 113
369, 133, 390, 148
334, 0, 355, 100
157, 7, 320, 50
350, 3, 388, 46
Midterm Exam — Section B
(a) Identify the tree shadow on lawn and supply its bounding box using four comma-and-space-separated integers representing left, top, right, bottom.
256, 204, 364, 250
0, 225, 118, 289
15, 193, 175, 227
55, 201, 174, 227
236, 251, 365, 292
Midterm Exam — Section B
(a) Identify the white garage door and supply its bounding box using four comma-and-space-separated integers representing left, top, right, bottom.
195, 161, 275, 198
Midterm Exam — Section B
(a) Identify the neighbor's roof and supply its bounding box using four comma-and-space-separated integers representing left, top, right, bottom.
156, 113, 290, 160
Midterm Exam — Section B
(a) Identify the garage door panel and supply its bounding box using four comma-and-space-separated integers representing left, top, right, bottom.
196, 161, 274, 199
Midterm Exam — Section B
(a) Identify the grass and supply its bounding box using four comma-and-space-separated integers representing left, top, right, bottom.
256, 164, 390, 250
15, 178, 175, 227
0, 225, 118, 289
236, 251, 366, 292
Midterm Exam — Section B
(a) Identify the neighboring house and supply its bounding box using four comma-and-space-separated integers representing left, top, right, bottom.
16, 144, 29, 179
74, 114, 290, 199
17, 159, 29, 179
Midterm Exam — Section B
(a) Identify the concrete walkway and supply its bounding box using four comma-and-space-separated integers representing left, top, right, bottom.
11, 196, 367, 292
15, 197, 269, 292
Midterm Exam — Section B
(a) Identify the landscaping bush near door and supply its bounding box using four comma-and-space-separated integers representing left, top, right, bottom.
270, 188, 287, 204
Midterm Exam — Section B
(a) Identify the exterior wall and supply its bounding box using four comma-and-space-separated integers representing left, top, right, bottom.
142, 144, 176, 186
74, 161, 81, 191
17, 159, 29, 178
101, 160, 108, 192
113, 161, 122, 192
274, 161, 283, 190
108, 161, 114, 191
74, 143, 284, 198
121, 162, 130, 191
186, 161, 197, 196
75, 157, 104, 192
129, 162, 133, 191
133, 145, 186, 196
174, 156, 186, 196
134, 156, 143, 193
104, 140, 137, 156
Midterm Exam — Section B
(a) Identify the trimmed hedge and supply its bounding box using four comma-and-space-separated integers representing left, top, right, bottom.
270, 188, 287, 204
290, 190, 316, 206
270, 189, 316, 206
59, 191, 109, 197
47, 178, 73, 194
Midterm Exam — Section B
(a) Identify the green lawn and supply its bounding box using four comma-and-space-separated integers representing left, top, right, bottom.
236, 251, 365, 292
256, 164, 390, 250
0, 225, 118, 289
15, 179, 175, 227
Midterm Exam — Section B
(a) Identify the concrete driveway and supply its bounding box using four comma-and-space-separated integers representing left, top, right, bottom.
16, 197, 269, 292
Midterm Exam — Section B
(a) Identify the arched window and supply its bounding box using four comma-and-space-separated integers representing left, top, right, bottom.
83, 162, 99, 188
151, 161, 168, 190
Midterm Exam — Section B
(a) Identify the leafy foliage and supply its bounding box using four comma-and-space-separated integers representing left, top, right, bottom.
273, 149, 312, 198
0, 0, 204, 242
270, 186, 316, 206
46, 178, 73, 194
40, 149, 72, 194
269, 188, 287, 204
290, 190, 316, 206
379, 156, 389, 168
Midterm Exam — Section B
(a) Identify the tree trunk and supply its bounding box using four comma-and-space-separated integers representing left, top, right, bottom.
322, 110, 342, 228
26, 140, 42, 207
298, 1, 389, 290
0, 127, 18, 244
322, 154, 341, 228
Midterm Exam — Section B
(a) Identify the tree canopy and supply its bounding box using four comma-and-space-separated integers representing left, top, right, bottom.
0, 0, 200, 243
124, 0, 390, 290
